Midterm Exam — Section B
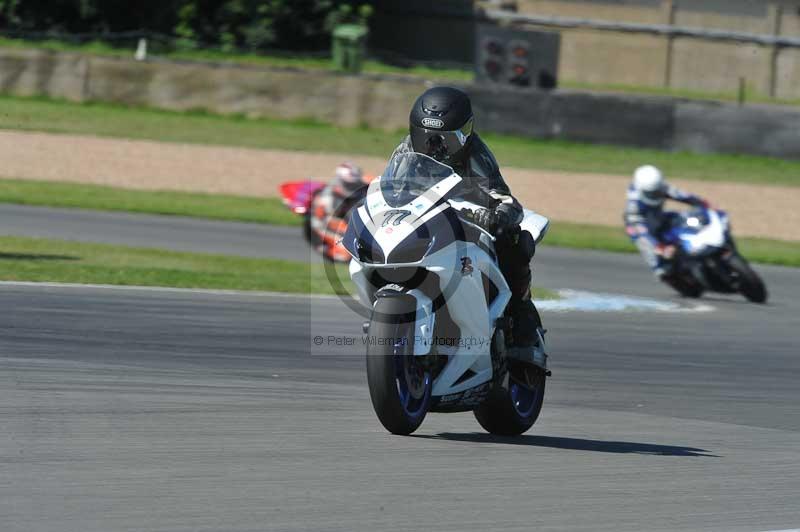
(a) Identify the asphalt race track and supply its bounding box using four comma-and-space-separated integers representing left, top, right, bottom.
0, 203, 310, 261
2, 204, 800, 531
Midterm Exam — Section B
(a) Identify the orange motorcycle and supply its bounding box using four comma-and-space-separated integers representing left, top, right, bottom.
279, 170, 373, 262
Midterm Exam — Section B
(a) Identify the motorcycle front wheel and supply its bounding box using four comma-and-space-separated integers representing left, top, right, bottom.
728, 254, 768, 303
366, 294, 432, 435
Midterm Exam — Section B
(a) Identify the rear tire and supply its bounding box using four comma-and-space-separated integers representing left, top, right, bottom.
473, 364, 546, 436
728, 254, 768, 303
366, 295, 431, 435
663, 274, 704, 299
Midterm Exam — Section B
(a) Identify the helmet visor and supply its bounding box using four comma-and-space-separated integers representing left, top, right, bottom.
410, 117, 473, 162
642, 186, 667, 204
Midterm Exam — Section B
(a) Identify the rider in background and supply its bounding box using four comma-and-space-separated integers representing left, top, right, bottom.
391, 86, 542, 355
624, 165, 709, 279
326, 162, 370, 211
314, 162, 371, 222
310, 162, 371, 257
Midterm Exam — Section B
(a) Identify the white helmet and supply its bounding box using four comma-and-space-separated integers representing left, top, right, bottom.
335, 162, 364, 186
633, 165, 667, 206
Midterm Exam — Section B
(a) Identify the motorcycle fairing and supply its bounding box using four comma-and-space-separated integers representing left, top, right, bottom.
279, 180, 325, 214
520, 209, 551, 244
670, 209, 728, 255
350, 225, 511, 397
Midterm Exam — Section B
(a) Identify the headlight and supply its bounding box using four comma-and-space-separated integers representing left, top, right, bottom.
356, 238, 385, 264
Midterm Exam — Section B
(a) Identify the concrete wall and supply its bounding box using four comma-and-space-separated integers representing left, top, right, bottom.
469, 85, 675, 148
0, 48, 426, 131
515, 0, 800, 98
517, 0, 670, 86
2, 47, 799, 159
673, 100, 800, 158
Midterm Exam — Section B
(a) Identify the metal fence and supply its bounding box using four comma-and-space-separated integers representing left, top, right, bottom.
483, 9, 800, 48
482, 8, 797, 98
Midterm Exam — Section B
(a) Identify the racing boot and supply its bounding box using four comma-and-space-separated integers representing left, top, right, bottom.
497, 229, 548, 371
506, 286, 548, 371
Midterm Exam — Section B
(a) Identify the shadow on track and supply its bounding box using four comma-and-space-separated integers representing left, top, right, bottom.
416, 433, 718, 457
681, 294, 769, 308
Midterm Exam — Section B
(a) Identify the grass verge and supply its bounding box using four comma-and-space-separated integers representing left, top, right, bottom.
0, 37, 473, 81
0, 235, 348, 294
2, 95, 800, 186
548, 222, 800, 268
0, 179, 300, 226
0, 235, 560, 299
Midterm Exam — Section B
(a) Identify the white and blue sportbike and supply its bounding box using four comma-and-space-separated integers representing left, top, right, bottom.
342, 152, 550, 436
661, 207, 767, 303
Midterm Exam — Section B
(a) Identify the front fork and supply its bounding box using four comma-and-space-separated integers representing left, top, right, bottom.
703, 238, 742, 291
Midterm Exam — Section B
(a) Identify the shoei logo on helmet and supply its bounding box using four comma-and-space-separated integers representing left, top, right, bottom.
421, 117, 444, 129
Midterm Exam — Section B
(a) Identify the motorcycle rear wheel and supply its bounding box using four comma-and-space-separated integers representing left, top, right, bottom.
366, 295, 432, 435
663, 274, 704, 298
473, 363, 546, 436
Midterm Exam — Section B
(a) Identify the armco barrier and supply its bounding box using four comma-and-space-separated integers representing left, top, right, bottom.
1, 48, 798, 159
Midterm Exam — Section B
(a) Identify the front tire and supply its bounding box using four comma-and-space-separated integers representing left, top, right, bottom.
473, 363, 546, 436
366, 295, 432, 435
728, 254, 768, 303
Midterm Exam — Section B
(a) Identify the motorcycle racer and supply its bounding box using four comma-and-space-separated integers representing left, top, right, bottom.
308, 162, 371, 260
624, 165, 708, 278
391, 86, 541, 354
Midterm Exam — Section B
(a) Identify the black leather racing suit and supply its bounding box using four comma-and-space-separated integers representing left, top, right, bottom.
391, 133, 540, 346
391, 133, 523, 224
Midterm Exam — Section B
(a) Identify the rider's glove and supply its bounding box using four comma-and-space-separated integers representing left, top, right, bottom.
474, 207, 510, 235
655, 243, 677, 260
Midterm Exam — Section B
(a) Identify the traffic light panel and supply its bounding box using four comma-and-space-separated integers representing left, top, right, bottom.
480, 37, 505, 82
474, 24, 560, 90
508, 40, 531, 87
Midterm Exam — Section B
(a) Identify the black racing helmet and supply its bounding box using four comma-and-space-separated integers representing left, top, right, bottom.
409, 86, 474, 166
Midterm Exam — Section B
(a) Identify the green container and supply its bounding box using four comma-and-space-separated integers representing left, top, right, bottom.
332, 24, 368, 73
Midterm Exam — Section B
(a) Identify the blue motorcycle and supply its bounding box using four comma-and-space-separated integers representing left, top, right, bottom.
660, 207, 767, 303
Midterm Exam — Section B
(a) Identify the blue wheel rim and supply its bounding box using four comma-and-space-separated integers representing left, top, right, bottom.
394, 354, 431, 420
510, 376, 543, 419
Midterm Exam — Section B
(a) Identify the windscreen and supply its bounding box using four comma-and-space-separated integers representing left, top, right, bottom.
380, 152, 457, 207
670, 209, 709, 234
